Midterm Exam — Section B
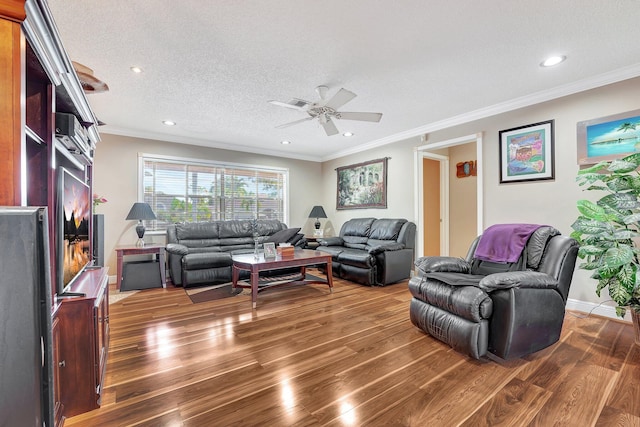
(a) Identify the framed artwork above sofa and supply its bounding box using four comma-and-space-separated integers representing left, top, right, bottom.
336, 157, 388, 209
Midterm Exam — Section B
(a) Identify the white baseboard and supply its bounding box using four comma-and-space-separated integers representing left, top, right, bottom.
566, 298, 631, 322
108, 274, 117, 285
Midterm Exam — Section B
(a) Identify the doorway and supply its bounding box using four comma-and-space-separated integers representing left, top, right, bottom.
413, 133, 483, 259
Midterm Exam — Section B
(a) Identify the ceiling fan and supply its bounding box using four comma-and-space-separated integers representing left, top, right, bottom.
268, 86, 383, 136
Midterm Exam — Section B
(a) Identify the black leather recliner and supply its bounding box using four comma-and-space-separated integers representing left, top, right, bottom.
408, 225, 579, 360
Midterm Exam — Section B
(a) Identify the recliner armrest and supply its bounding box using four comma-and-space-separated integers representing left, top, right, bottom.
415, 256, 470, 274
317, 236, 344, 246
166, 243, 189, 256
478, 271, 558, 293
368, 242, 405, 255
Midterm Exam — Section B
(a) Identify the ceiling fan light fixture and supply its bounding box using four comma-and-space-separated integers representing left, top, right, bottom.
162, 120, 176, 126
130, 66, 143, 73
342, 132, 354, 137
540, 55, 566, 67
280, 140, 291, 145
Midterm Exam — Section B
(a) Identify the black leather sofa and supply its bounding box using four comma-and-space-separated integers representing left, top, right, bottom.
165, 220, 305, 288
316, 217, 416, 286
408, 225, 579, 360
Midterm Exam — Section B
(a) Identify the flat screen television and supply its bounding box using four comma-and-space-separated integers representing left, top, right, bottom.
57, 167, 91, 295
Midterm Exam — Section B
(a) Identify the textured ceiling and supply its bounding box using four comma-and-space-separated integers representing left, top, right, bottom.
48, 0, 640, 162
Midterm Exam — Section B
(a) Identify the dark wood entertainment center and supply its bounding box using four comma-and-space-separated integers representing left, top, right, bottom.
0, 1, 107, 425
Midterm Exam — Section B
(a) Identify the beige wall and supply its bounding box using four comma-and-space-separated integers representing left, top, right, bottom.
92, 134, 321, 275
448, 143, 477, 257
318, 76, 640, 311
94, 76, 640, 314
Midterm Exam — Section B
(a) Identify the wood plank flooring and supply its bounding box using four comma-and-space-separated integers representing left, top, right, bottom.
65, 272, 640, 426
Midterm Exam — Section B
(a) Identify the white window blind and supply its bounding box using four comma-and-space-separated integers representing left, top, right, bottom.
140, 155, 288, 232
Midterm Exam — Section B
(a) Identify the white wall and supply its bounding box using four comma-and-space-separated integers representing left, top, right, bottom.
92, 134, 321, 275
319, 76, 640, 317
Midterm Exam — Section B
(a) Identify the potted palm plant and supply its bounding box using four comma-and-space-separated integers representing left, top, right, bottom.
571, 153, 640, 344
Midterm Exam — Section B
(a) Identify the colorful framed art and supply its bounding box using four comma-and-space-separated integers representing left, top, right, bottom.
577, 108, 640, 165
499, 120, 555, 183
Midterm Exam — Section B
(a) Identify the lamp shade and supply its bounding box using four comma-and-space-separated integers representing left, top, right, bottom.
308, 205, 327, 219
126, 202, 157, 221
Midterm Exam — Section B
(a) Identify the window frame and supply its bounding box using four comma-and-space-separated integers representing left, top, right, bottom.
137, 153, 290, 234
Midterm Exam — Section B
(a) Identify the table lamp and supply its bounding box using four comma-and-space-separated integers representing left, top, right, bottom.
308, 205, 327, 230
126, 202, 157, 246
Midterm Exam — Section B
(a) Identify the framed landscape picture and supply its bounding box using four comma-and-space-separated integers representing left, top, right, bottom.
577, 108, 640, 165
336, 158, 387, 210
499, 120, 555, 184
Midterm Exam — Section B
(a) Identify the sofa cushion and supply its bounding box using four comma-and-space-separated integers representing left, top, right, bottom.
266, 227, 301, 244
176, 222, 219, 240
342, 218, 375, 237
336, 248, 375, 269
369, 218, 407, 240
182, 252, 233, 269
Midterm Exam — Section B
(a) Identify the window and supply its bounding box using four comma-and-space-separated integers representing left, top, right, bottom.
139, 154, 288, 232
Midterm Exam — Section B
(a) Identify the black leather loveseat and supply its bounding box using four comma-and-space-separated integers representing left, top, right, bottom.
316, 217, 416, 286
165, 219, 305, 287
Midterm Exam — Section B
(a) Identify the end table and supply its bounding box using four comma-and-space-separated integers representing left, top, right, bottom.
115, 244, 166, 290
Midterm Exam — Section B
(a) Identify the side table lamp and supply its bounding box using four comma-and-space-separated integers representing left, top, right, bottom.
126, 202, 157, 247
308, 205, 327, 233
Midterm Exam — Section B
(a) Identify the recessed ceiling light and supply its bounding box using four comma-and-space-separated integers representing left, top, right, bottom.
342, 132, 354, 137
540, 55, 566, 67
281, 140, 291, 145
130, 66, 143, 73
162, 120, 176, 126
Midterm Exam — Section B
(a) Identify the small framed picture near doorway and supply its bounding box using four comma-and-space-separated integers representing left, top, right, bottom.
499, 120, 555, 183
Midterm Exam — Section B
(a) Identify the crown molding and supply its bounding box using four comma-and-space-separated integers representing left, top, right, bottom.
322, 63, 640, 161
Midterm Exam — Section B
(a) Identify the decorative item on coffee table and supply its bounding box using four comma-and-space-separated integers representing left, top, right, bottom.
277, 243, 295, 257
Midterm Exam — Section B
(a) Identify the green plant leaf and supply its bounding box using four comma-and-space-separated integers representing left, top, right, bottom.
606, 175, 635, 191
608, 159, 639, 174
615, 306, 627, 317
578, 161, 610, 175
608, 278, 633, 306
579, 261, 600, 270
578, 245, 605, 256
571, 217, 614, 235
623, 213, 640, 224
575, 201, 608, 221
599, 193, 640, 210
621, 153, 640, 166
603, 246, 634, 268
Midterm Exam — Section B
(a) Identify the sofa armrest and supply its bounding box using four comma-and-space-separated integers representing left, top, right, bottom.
166, 243, 189, 256
478, 271, 558, 293
368, 242, 405, 255
415, 256, 470, 274
317, 236, 344, 246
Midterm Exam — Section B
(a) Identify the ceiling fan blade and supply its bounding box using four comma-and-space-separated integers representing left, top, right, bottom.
320, 117, 339, 136
275, 116, 314, 129
268, 98, 311, 111
335, 111, 383, 122
323, 88, 356, 110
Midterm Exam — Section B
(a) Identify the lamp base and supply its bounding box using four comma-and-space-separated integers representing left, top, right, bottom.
314, 219, 321, 229
135, 221, 146, 246
136, 238, 145, 247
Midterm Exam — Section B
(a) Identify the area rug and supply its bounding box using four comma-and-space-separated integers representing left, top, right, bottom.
185, 272, 325, 304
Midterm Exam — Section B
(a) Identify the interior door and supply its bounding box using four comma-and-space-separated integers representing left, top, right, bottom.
422, 158, 441, 256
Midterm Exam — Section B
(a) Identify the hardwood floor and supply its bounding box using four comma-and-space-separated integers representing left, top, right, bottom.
65, 272, 640, 426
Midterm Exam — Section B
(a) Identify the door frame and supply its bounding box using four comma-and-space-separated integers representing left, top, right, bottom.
413, 132, 484, 258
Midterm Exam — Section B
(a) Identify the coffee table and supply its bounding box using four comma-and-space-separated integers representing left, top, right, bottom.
232, 249, 333, 308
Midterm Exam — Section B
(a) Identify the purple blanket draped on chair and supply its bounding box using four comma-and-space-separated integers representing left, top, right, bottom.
474, 223, 545, 263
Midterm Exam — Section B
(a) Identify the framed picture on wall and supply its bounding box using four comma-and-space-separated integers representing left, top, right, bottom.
336, 158, 388, 209
577, 108, 640, 165
499, 120, 555, 183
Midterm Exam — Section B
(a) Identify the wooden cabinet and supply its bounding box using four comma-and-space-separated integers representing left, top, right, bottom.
56, 267, 109, 417
51, 311, 64, 426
